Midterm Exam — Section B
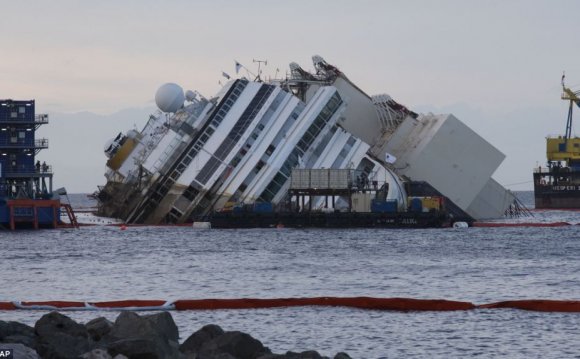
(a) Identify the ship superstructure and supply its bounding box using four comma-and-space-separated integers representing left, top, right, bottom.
97, 56, 518, 223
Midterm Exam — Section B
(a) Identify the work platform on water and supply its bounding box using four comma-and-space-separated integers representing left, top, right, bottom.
0, 99, 77, 230
198, 168, 456, 229
534, 77, 580, 209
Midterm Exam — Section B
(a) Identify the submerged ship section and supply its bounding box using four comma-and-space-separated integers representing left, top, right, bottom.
97, 56, 519, 225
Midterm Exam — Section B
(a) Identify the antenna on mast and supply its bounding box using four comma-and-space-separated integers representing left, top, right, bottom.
253, 59, 267, 82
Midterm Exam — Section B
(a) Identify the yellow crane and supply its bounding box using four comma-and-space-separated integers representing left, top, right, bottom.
546, 74, 580, 163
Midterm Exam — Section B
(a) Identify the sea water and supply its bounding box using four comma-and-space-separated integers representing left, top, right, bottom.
1, 193, 579, 358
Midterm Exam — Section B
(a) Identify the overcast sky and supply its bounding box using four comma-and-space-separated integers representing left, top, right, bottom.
1, 0, 579, 192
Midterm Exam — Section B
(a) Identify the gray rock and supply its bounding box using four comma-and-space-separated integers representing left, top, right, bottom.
3, 334, 36, 349
333, 353, 352, 359
34, 311, 88, 339
104, 311, 179, 359
80, 348, 113, 359
142, 312, 179, 342
79, 348, 130, 359
85, 317, 113, 342
34, 312, 90, 359
0, 342, 40, 359
180, 324, 225, 353
198, 331, 271, 359
36, 331, 91, 359
0, 320, 35, 339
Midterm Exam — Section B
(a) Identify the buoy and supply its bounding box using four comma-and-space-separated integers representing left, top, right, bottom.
453, 221, 469, 228
192, 222, 211, 229
120, 224, 127, 230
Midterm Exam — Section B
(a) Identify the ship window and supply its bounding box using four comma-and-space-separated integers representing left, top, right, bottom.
19, 107, 25, 114
238, 183, 248, 192
10, 112, 17, 118
266, 144, 275, 156
255, 160, 265, 171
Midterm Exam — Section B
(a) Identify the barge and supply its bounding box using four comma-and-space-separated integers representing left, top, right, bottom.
534, 79, 580, 209
200, 168, 453, 229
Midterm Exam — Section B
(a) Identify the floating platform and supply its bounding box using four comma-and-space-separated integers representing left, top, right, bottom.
204, 210, 450, 229
0, 199, 60, 230
533, 167, 580, 208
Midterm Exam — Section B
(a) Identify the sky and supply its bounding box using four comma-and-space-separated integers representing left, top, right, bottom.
1, 0, 580, 192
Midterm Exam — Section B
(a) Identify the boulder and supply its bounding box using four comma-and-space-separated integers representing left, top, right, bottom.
180, 324, 225, 353
104, 311, 180, 359
85, 317, 113, 342
34, 312, 91, 359
34, 311, 88, 339
80, 348, 113, 359
0, 342, 40, 359
198, 330, 271, 359
0, 320, 35, 339
36, 331, 91, 359
79, 348, 129, 359
142, 312, 179, 342
2, 334, 36, 349
333, 353, 352, 359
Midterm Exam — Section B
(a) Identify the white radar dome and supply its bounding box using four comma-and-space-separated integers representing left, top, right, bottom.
155, 83, 185, 113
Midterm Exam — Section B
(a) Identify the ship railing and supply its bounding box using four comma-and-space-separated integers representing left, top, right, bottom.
35, 138, 49, 148
34, 114, 49, 125
1, 166, 53, 176
533, 167, 550, 173
0, 138, 48, 148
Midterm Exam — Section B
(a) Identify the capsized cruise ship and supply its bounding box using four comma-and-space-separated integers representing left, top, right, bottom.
96, 55, 519, 224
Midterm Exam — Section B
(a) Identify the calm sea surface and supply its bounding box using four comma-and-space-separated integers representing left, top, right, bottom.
1, 192, 579, 358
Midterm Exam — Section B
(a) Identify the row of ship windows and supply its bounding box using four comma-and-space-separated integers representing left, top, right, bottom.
257, 93, 343, 202
194, 86, 274, 185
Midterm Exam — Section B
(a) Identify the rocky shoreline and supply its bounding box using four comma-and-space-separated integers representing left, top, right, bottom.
0, 311, 352, 359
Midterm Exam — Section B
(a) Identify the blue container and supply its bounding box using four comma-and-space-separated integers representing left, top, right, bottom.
371, 199, 398, 213
410, 198, 423, 212
253, 202, 273, 213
